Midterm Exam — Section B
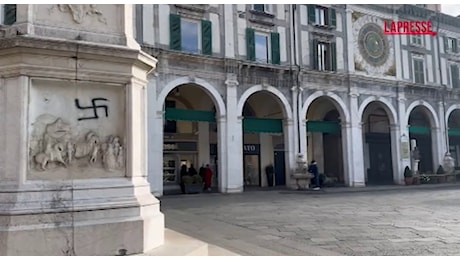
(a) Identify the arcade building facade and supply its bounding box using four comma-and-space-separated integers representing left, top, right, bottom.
126, 4, 460, 195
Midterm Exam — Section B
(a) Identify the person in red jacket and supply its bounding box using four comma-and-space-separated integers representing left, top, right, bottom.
204, 164, 213, 191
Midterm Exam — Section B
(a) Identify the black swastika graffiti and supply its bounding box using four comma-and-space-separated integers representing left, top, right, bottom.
75, 98, 109, 121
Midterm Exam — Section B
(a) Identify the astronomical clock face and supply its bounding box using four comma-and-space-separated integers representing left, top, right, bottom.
354, 15, 394, 76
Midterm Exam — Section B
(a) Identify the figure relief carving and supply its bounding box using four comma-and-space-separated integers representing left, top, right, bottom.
29, 114, 124, 173
51, 4, 107, 25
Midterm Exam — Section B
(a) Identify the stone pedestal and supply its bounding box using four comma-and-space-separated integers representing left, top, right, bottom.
0, 4, 164, 255
290, 154, 312, 190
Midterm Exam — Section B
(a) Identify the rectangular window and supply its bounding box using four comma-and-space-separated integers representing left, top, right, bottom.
169, 14, 212, 55
255, 33, 269, 63
317, 43, 328, 71
413, 58, 425, 84
181, 19, 200, 54
312, 40, 336, 72
307, 5, 336, 28
1, 4, 16, 25
253, 4, 270, 13
445, 37, 458, 53
411, 35, 423, 46
451, 64, 459, 89
315, 7, 326, 26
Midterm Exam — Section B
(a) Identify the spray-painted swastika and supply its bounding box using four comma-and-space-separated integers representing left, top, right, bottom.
75, 98, 109, 121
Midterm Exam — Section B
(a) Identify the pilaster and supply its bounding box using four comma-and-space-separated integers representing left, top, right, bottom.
224, 74, 243, 193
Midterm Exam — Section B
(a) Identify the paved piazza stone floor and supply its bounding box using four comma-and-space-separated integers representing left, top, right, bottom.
160, 185, 460, 256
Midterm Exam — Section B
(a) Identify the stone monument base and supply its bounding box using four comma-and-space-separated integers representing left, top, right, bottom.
0, 179, 164, 256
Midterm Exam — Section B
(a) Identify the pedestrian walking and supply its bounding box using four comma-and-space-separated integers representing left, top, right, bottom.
308, 160, 320, 190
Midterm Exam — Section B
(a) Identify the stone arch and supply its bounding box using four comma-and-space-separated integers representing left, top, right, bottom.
405, 100, 440, 129
445, 104, 460, 126
301, 91, 350, 122
156, 76, 226, 116
358, 96, 398, 124
237, 85, 293, 119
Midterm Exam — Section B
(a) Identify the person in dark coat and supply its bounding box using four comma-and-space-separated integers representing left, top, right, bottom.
188, 164, 198, 176
308, 160, 320, 190
199, 164, 206, 179
265, 164, 275, 187
180, 164, 188, 193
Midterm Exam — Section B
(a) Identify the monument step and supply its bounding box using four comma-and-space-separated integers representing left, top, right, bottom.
142, 228, 239, 256
142, 228, 208, 256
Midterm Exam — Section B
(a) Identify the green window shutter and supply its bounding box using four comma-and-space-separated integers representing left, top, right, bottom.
307, 5, 316, 24
312, 39, 318, 70
453, 39, 458, 53
270, 32, 280, 65
246, 28, 255, 61
201, 20, 212, 55
169, 14, 181, 51
443, 36, 448, 53
328, 8, 336, 27
451, 64, 459, 89
330, 42, 337, 71
3, 4, 16, 25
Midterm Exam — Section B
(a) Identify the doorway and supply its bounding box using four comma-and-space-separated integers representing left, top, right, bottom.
366, 133, 393, 185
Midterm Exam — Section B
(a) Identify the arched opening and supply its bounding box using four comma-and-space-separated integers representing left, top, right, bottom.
306, 97, 345, 186
241, 91, 287, 188
362, 102, 394, 185
448, 109, 460, 169
162, 83, 220, 193
408, 106, 434, 173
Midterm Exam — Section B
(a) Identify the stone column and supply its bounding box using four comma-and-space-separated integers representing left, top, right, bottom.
390, 124, 402, 184
290, 86, 300, 159
347, 91, 365, 187
0, 4, 164, 255
340, 121, 352, 186
216, 115, 227, 192
224, 74, 243, 193
283, 118, 296, 186
198, 122, 210, 167
148, 73, 165, 196
437, 100, 448, 163
300, 119, 308, 157
397, 94, 410, 184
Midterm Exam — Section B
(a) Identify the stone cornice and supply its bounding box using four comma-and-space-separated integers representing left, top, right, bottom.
0, 36, 156, 83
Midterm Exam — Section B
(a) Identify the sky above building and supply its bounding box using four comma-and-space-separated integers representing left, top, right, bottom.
441, 4, 460, 17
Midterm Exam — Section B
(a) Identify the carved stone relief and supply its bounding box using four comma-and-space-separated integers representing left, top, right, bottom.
29, 114, 125, 179
50, 4, 107, 24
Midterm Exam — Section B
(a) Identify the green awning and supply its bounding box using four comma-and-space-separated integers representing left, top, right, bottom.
307, 121, 340, 134
449, 128, 460, 136
164, 108, 216, 122
408, 126, 430, 134
243, 117, 283, 133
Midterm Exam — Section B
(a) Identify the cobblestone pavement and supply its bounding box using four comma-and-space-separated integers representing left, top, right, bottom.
160, 185, 460, 256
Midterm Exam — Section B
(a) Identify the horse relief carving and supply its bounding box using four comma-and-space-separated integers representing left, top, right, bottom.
30, 115, 124, 173
51, 4, 107, 25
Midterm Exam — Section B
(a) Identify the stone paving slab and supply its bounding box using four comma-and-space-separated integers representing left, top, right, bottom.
160, 186, 460, 256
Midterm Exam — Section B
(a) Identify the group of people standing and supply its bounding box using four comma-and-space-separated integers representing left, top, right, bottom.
180, 163, 213, 193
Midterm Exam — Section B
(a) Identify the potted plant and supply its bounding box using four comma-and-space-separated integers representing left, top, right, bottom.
404, 166, 413, 185
182, 175, 203, 194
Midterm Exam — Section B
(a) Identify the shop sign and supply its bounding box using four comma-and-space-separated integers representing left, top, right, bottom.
243, 144, 259, 154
